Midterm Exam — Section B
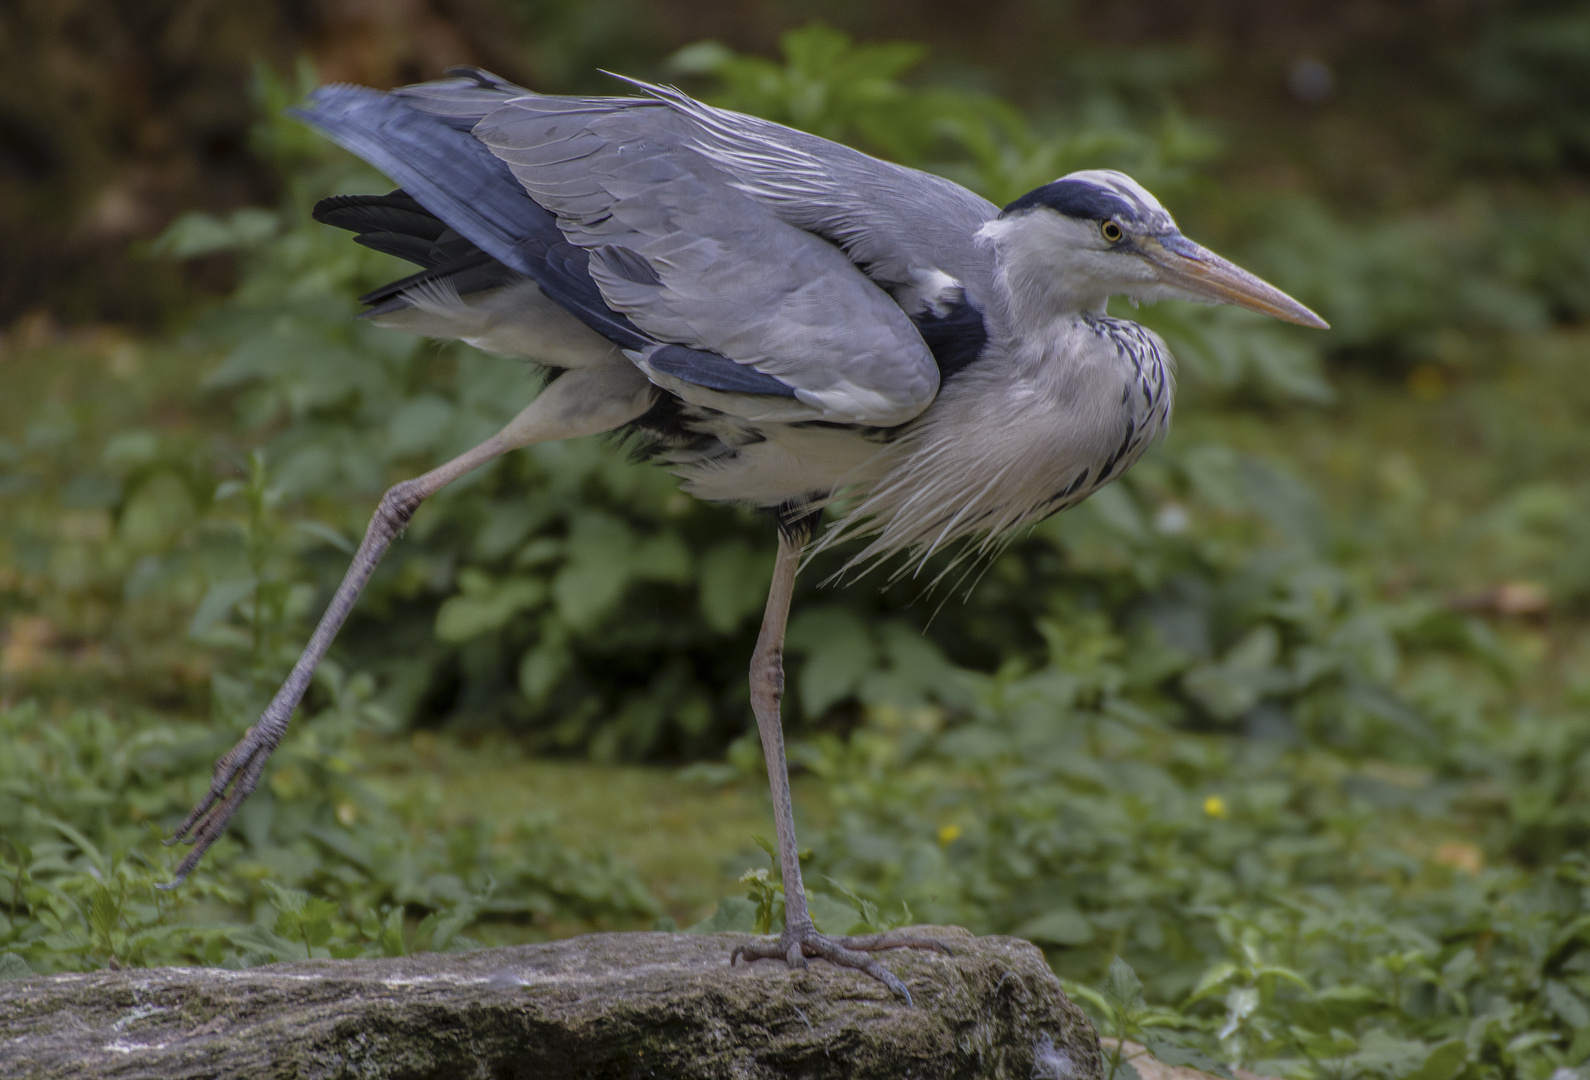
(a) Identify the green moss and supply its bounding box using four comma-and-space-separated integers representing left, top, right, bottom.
0, 931, 1103, 1079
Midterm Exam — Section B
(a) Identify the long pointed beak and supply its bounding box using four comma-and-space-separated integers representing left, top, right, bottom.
1142, 234, 1328, 329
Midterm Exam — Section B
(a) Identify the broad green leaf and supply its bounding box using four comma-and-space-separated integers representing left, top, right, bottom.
551, 562, 626, 631
1544, 979, 1590, 1030
386, 394, 454, 457
1182, 625, 1286, 719
808, 891, 866, 936
1187, 962, 1240, 1003
787, 606, 876, 715
88, 886, 120, 939
684, 897, 758, 934
152, 208, 279, 258
1105, 956, 1144, 1011
518, 642, 569, 703
698, 538, 772, 633
1404, 1041, 1467, 1080
1015, 907, 1094, 946
189, 578, 258, 638
1143, 1036, 1238, 1080
435, 573, 547, 642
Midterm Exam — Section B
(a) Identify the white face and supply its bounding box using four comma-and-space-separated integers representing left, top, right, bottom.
980, 203, 1184, 319
981, 170, 1328, 329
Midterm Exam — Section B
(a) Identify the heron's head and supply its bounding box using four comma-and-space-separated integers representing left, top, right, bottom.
984, 169, 1327, 329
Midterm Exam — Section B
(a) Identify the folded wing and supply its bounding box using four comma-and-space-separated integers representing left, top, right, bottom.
296, 70, 999, 427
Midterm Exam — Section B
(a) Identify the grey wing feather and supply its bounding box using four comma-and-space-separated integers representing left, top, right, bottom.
298, 76, 800, 402
321, 70, 997, 424
391, 68, 647, 130
609, 77, 1000, 307
475, 98, 944, 426
291, 83, 652, 353
406, 71, 1000, 304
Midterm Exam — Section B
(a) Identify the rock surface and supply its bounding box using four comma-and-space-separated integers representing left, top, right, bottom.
0, 926, 1101, 1079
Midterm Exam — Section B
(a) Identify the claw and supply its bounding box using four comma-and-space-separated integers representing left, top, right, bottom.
160, 729, 280, 887
730, 925, 948, 1004
152, 443, 506, 888
168, 737, 259, 844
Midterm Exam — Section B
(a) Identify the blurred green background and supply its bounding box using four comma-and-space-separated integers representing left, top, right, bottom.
5, 2, 1590, 1077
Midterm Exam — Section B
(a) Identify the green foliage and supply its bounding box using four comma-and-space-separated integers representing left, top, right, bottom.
0, 438, 655, 974
781, 609, 1590, 1078
669, 25, 1224, 245
1447, 2, 1590, 178
762, 443, 1590, 1077
0, 692, 655, 974
129, 31, 1351, 763
5, 21, 1590, 1080
681, 832, 910, 939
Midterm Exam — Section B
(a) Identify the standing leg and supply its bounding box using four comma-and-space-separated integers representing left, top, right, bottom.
730, 508, 950, 1003
162, 365, 655, 886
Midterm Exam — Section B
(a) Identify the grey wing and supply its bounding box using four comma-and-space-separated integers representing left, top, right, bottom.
473, 98, 947, 427
615, 78, 1001, 313
295, 76, 797, 402
403, 68, 1000, 306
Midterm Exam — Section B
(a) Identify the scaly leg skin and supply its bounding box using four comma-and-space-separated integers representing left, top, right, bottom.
160, 366, 656, 887
729, 510, 953, 1004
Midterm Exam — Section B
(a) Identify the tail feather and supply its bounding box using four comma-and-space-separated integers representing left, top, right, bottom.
296, 75, 796, 405
313, 190, 522, 315
293, 83, 649, 351
313, 191, 445, 243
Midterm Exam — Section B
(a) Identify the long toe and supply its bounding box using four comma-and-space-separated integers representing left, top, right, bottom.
835, 929, 956, 956
798, 933, 914, 1004
729, 939, 788, 966
731, 926, 950, 1004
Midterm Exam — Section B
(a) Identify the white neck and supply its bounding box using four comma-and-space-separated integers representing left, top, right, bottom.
978, 211, 1162, 337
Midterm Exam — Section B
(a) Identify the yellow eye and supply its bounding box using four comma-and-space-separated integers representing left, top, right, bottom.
1101, 221, 1124, 243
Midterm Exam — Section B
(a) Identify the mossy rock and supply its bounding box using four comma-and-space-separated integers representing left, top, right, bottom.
0, 927, 1100, 1079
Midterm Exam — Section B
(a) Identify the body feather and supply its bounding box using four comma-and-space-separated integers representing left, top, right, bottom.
301, 70, 1180, 577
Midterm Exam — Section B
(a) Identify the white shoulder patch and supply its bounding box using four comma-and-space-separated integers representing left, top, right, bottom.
891, 268, 964, 318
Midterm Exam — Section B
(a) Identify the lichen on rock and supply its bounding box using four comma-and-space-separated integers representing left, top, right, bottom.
0, 927, 1101, 1079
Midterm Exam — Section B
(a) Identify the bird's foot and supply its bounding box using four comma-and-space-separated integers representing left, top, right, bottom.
157, 717, 285, 888
730, 923, 953, 1004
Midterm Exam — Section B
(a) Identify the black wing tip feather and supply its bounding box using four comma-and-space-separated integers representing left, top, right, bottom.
291, 86, 651, 350
291, 74, 806, 404
312, 191, 437, 233
351, 232, 435, 265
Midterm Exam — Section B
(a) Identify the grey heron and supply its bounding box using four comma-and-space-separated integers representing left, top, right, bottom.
164, 67, 1326, 1001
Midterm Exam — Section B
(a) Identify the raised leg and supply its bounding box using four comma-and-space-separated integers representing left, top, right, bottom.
729, 508, 951, 1003
161, 365, 655, 886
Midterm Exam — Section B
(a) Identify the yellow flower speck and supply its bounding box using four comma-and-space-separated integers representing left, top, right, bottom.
938, 823, 963, 845
1203, 795, 1228, 819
